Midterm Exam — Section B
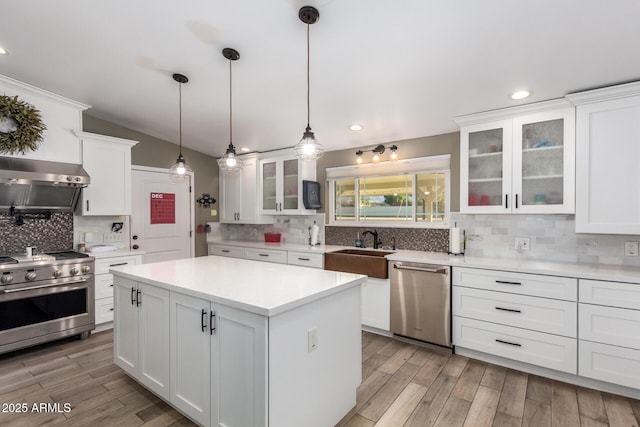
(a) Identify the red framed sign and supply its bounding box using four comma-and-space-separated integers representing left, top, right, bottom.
150, 192, 175, 224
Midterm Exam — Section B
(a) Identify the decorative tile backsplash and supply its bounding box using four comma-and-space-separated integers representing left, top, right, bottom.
220, 215, 325, 245
73, 215, 129, 250
0, 212, 73, 254
452, 213, 640, 267
325, 226, 449, 252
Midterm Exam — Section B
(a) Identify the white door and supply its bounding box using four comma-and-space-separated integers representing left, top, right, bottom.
131, 166, 194, 263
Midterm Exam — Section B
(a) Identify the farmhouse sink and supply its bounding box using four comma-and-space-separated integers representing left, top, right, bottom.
324, 249, 394, 279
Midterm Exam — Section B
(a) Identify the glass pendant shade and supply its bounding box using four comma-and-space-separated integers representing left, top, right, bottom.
170, 153, 192, 177
217, 142, 244, 173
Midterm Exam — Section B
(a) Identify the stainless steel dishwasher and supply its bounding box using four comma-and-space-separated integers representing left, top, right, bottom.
390, 261, 451, 348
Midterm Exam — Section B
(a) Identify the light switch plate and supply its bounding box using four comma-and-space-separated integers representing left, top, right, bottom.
624, 241, 639, 256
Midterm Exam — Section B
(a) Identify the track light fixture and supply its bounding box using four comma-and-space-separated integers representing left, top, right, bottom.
355, 144, 398, 164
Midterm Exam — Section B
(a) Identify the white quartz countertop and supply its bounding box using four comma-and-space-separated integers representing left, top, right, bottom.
208, 239, 640, 284
110, 255, 365, 316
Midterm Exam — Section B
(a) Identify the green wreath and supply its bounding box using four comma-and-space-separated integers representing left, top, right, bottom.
0, 95, 47, 154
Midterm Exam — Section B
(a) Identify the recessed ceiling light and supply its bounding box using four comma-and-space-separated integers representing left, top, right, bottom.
0, 47, 8, 55
510, 90, 532, 100
240, 147, 250, 152
349, 124, 363, 131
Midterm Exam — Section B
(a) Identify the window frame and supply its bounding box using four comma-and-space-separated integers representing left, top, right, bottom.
328, 156, 451, 228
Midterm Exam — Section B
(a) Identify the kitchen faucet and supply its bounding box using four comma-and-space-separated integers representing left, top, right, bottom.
362, 229, 382, 249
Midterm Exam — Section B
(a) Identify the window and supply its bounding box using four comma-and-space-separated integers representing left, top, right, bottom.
327, 155, 450, 227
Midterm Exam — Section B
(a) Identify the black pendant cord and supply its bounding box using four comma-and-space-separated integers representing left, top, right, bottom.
178, 81, 183, 156
306, 22, 310, 129
229, 57, 233, 147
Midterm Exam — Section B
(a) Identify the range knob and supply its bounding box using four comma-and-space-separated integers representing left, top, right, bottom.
52, 269, 63, 278
1, 274, 14, 284
25, 272, 37, 281
70, 267, 79, 276
81, 265, 91, 274
66, 176, 72, 182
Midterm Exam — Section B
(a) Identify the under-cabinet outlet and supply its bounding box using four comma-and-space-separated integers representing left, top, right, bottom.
103, 233, 123, 243
624, 241, 639, 257
308, 327, 318, 352
515, 237, 530, 251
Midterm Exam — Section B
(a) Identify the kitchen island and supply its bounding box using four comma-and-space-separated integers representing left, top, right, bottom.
110, 255, 365, 427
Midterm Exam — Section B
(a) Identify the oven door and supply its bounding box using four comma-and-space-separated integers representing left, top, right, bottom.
0, 275, 95, 354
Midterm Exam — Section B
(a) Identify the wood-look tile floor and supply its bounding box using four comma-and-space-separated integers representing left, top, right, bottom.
0, 330, 638, 427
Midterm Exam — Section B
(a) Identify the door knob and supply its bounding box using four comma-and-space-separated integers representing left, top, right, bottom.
132, 235, 138, 240
132, 244, 139, 250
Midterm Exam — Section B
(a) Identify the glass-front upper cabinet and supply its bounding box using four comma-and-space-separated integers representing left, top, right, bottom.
457, 99, 575, 214
259, 152, 317, 215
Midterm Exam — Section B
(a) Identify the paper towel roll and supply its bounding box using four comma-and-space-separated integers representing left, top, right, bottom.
450, 227, 463, 254
311, 223, 320, 246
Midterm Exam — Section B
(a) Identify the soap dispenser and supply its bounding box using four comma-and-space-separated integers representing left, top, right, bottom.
355, 233, 362, 248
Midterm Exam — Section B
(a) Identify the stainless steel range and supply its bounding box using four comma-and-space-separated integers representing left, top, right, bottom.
0, 251, 95, 354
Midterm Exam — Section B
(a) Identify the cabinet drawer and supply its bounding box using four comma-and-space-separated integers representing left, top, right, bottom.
245, 248, 287, 264
453, 316, 577, 374
95, 256, 141, 275
579, 340, 640, 390
579, 279, 640, 309
579, 303, 640, 350
453, 267, 577, 301
209, 244, 246, 258
95, 274, 115, 299
95, 297, 114, 324
287, 251, 323, 268
453, 286, 577, 337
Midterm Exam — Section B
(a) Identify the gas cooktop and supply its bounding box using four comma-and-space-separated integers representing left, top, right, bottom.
0, 251, 91, 267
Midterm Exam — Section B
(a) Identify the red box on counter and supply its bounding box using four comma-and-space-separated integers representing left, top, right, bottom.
264, 233, 282, 242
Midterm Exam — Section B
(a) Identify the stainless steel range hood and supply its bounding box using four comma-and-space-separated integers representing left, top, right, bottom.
0, 157, 90, 212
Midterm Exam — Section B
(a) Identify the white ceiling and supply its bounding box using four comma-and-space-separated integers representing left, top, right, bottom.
2, 0, 640, 159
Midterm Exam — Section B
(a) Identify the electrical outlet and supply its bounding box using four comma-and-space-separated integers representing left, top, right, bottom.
515, 237, 530, 251
624, 241, 639, 257
308, 327, 318, 352
103, 233, 123, 243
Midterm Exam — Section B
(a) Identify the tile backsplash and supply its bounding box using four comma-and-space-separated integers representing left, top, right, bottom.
453, 213, 640, 267
0, 212, 74, 254
219, 215, 324, 245
325, 226, 449, 252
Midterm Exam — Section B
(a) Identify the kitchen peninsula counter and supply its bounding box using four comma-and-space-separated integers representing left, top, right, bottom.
110, 256, 364, 427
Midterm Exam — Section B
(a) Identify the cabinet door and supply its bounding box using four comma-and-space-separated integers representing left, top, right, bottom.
361, 278, 390, 331
211, 304, 267, 427
170, 292, 211, 426
260, 159, 278, 213
79, 134, 136, 215
460, 120, 512, 213
575, 95, 640, 233
281, 158, 300, 212
238, 156, 260, 223
113, 278, 138, 376
220, 169, 240, 223
138, 283, 171, 400
512, 108, 575, 214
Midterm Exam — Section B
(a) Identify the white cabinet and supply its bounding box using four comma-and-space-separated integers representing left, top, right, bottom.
259, 152, 316, 215
208, 244, 246, 259
75, 131, 138, 215
209, 243, 324, 269
113, 277, 171, 400
567, 82, 640, 234
452, 267, 577, 374
286, 251, 323, 268
245, 247, 287, 264
578, 278, 640, 389
94, 254, 142, 326
456, 99, 575, 214
361, 277, 390, 332
220, 155, 271, 224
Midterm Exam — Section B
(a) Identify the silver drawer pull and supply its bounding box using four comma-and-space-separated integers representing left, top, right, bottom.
495, 339, 521, 347
258, 254, 269, 257
495, 306, 522, 313
495, 280, 522, 286
298, 257, 310, 261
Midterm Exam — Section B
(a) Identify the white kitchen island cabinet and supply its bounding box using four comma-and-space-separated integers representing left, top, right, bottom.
111, 256, 364, 427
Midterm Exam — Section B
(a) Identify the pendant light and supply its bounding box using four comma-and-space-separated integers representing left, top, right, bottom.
294, 6, 324, 160
169, 73, 192, 180
218, 48, 244, 173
